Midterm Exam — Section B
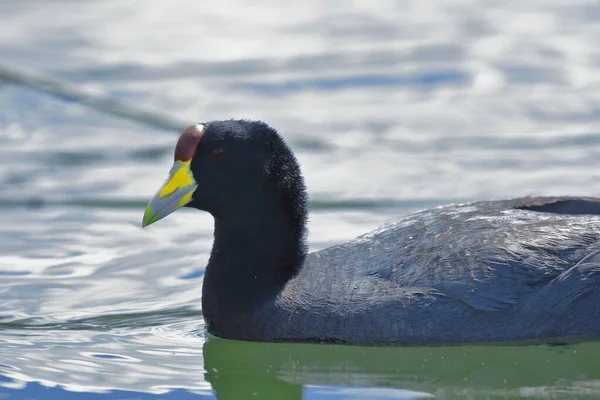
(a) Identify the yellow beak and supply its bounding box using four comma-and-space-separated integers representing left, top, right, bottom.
142, 160, 198, 227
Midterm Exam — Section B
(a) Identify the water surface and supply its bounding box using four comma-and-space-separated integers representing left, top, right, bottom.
1, 1, 600, 398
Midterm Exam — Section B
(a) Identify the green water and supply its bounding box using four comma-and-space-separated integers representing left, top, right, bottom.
203, 339, 600, 399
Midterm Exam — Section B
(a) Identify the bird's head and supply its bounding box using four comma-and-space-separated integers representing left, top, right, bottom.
142, 120, 306, 227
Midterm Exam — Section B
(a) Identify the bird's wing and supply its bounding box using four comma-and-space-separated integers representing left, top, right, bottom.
314, 198, 600, 312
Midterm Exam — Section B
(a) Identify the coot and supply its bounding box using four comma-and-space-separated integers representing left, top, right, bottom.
143, 120, 600, 344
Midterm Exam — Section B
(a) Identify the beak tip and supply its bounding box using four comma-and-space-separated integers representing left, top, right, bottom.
142, 206, 155, 228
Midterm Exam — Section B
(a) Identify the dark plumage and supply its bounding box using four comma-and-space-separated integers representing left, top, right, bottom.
155, 120, 600, 344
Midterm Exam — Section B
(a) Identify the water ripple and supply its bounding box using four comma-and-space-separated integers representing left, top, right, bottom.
0, 308, 202, 332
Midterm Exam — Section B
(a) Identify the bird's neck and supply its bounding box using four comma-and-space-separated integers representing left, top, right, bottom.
211, 208, 307, 281
201, 193, 307, 338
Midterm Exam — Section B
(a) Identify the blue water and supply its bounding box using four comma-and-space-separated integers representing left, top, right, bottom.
1, 1, 600, 398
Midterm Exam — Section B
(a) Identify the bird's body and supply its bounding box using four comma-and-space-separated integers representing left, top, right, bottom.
144, 120, 600, 345
259, 197, 600, 344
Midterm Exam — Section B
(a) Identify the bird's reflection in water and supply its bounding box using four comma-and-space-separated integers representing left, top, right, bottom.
203, 337, 600, 400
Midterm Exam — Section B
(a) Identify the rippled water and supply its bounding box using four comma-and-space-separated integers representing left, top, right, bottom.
1, 1, 600, 399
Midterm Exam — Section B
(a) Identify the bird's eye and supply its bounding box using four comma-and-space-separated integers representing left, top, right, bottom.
211, 149, 224, 159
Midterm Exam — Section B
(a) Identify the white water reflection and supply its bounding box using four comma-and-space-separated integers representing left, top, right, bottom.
0, 320, 209, 395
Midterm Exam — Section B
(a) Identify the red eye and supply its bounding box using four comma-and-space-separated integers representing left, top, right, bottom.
211, 149, 224, 159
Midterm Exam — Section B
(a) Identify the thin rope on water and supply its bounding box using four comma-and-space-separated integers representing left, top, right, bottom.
0, 62, 187, 132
